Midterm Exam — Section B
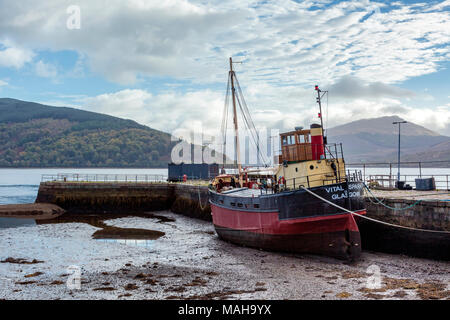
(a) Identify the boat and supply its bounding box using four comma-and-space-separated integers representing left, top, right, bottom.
208, 58, 367, 260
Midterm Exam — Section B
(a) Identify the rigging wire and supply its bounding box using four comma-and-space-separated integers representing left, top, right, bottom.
220, 73, 231, 166
234, 93, 257, 164
325, 90, 329, 136
220, 66, 270, 169
235, 86, 269, 167
233, 75, 270, 167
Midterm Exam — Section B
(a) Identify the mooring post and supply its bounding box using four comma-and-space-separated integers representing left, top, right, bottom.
419, 162, 422, 178
389, 163, 392, 188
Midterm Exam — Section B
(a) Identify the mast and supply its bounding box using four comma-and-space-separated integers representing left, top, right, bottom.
315, 85, 328, 159
315, 85, 324, 131
229, 57, 243, 186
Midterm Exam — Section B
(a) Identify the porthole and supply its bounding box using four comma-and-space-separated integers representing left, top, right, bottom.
309, 165, 314, 170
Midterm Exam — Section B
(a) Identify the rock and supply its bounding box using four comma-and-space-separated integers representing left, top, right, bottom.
124, 283, 139, 290
0, 203, 65, 220
24, 272, 44, 278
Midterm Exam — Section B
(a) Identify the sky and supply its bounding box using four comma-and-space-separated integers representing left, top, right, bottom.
0, 0, 449, 139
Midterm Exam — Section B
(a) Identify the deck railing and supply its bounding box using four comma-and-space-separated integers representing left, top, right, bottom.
280, 169, 362, 191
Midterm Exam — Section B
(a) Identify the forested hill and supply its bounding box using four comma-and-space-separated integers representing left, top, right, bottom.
0, 98, 176, 167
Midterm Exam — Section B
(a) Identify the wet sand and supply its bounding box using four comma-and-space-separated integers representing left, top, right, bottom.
0, 211, 448, 300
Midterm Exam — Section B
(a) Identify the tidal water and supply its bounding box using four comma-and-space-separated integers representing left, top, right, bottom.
0, 168, 168, 205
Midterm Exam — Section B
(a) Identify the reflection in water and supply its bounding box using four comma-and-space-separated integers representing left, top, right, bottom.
0, 217, 36, 229
95, 238, 155, 248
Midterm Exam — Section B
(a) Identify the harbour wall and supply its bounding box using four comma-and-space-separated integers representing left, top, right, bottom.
36, 182, 212, 221
358, 198, 449, 260
363, 198, 449, 231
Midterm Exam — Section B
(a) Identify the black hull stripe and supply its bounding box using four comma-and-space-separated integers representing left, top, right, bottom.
214, 225, 362, 261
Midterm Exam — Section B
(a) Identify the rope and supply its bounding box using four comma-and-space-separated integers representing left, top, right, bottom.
197, 185, 208, 211
365, 190, 387, 205
300, 186, 450, 234
363, 184, 423, 211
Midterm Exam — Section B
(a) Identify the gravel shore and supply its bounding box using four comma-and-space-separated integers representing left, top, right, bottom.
0, 211, 448, 300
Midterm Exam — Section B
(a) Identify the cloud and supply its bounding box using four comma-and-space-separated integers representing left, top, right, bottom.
73, 86, 450, 140
0, 79, 8, 86
0, 43, 34, 68
1, 1, 449, 136
328, 76, 415, 99
79, 88, 224, 138
0, 0, 449, 85
35, 60, 58, 78
424, 0, 450, 12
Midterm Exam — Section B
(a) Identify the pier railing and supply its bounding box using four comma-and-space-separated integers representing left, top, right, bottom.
346, 160, 450, 190
365, 174, 449, 190
41, 173, 167, 183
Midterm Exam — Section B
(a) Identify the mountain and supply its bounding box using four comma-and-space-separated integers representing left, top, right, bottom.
326, 116, 450, 164
1, 99, 447, 168
400, 140, 450, 164
0, 98, 177, 167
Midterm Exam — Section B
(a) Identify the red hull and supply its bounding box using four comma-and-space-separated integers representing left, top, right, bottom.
211, 204, 365, 260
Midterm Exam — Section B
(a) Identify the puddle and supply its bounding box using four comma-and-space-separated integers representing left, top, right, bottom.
145, 213, 176, 223
0, 217, 36, 229
95, 239, 156, 248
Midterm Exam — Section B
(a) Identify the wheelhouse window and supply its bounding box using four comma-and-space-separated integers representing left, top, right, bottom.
299, 135, 305, 143
287, 135, 296, 145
